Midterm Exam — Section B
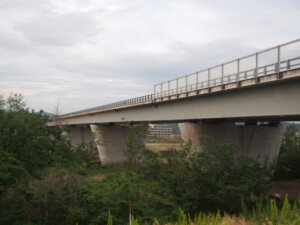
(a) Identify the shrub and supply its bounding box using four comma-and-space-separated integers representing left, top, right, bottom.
274, 124, 300, 179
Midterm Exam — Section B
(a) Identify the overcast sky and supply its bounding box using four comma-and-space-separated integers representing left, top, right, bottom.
0, 0, 299, 113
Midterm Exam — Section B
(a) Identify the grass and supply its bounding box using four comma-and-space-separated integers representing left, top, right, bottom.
147, 136, 183, 144
146, 143, 183, 151
104, 196, 300, 225
146, 136, 183, 151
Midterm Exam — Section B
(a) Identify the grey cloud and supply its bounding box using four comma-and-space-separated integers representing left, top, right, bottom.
16, 12, 101, 46
0, 0, 299, 113
0, 0, 51, 10
54, 39, 257, 85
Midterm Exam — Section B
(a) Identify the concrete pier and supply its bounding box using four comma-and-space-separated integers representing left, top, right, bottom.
179, 121, 284, 161
66, 125, 95, 146
90, 124, 129, 166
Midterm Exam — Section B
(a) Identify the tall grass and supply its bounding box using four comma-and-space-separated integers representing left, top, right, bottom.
105, 196, 300, 225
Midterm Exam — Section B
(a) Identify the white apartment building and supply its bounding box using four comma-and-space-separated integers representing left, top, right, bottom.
148, 124, 173, 137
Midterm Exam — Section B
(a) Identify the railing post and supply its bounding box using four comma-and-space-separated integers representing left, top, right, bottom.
287, 60, 290, 70
185, 75, 188, 92
208, 68, 211, 88
253, 53, 258, 83
277, 45, 281, 78
196, 72, 199, 91
255, 53, 258, 78
176, 78, 179, 94
221, 64, 224, 85
160, 83, 163, 98
236, 59, 240, 82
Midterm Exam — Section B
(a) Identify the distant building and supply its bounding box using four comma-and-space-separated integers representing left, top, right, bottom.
148, 124, 173, 137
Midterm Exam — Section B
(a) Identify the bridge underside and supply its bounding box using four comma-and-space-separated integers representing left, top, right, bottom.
64, 120, 285, 165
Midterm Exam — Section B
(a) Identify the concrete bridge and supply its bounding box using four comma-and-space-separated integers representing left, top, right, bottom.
49, 39, 300, 165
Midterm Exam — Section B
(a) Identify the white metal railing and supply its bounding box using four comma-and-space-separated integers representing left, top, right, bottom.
154, 39, 300, 98
59, 39, 300, 117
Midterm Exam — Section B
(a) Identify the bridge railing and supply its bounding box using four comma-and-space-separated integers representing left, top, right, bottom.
59, 93, 154, 117
154, 39, 300, 98
58, 39, 300, 118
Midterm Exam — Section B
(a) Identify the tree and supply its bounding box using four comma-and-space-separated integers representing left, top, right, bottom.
155, 137, 272, 214
124, 123, 148, 166
0, 94, 5, 110
274, 124, 300, 179
6, 93, 26, 112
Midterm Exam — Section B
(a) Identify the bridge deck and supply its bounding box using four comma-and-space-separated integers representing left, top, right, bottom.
49, 68, 300, 125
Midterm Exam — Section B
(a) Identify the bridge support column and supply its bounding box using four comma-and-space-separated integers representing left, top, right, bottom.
90, 124, 129, 166
65, 125, 95, 146
179, 122, 284, 161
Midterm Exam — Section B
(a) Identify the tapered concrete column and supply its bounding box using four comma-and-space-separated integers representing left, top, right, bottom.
90, 124, 129, 166
179, 122, 284, 162
178, 122, 202, 152
65, 125, 95, 146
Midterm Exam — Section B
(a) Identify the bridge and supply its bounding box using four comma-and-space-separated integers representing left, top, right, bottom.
49, 39, 300, 165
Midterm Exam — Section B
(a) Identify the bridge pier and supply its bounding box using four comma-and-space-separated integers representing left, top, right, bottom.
90, 124, 129, 166
179, 121, 284, 162
65, 125, 95, 146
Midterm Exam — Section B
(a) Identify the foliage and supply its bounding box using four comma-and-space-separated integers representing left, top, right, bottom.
139, 137, 272, 215
124, 122, 149, 166
6, 93, 27, 112
0, 168, 176, 225
0, 93, 93, 176
186, 137, 272, 213
94, 197, 300, 225
0, 93, 294, 225
0, 169, 83, 225
0, 151, 30, 193
0, 93, 27, 112
274, 124, 300, 179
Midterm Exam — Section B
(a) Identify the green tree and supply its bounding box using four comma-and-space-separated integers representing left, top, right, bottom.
156, 137, 272, 214
0, 93, 5, 110
274, 124, 300, 179
124, 123, 148, 166
6, 93, 26, 112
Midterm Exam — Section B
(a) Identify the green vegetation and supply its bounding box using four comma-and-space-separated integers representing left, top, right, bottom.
0, 93, 300, 225
274, 124, 300, 179
107, 196, 300, 225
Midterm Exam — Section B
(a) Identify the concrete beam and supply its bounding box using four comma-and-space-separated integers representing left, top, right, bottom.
179, 122, 284, 162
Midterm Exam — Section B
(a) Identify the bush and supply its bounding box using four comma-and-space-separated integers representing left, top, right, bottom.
0, 93, 277, 224
184, 137, 272, 213
0, 151, 30, 193
274, 124, 300, 179
138, 137, 272, 215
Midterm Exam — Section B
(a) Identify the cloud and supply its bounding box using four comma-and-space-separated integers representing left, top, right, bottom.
0, 0, 299, 113
16, 12, 101, 46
